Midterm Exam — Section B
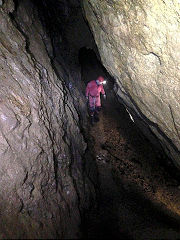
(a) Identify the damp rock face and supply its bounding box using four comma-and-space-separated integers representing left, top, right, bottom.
0, 0, 93, 238
83, 0, 180, 167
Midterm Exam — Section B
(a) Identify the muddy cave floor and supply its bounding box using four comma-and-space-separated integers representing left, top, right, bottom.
82, 89, 180, 239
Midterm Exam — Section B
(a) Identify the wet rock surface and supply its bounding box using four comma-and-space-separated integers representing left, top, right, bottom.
83, 0, 180, 167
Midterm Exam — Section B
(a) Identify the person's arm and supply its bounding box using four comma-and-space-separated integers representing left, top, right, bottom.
101, 85, 105, 95
101, 85, 106, 99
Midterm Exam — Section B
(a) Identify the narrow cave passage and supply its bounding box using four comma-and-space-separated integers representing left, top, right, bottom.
79, 48, 180, 239
1, 0, 180, 238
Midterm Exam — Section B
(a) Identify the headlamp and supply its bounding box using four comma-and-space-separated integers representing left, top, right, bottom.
102, 80, 107, 85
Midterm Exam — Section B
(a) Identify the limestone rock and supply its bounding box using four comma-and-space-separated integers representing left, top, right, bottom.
0, 0, 93, 238
83, 0, 180, 167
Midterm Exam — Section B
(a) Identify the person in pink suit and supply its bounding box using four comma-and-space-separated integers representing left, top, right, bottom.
86, 76, 106, 124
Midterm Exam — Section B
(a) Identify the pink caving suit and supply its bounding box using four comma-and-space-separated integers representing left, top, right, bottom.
85, 80, 105, 109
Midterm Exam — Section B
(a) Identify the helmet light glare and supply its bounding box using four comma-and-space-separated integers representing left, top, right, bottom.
102, 80, 107, 85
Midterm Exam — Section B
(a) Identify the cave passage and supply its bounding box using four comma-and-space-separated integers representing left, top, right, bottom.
79, 48, 180, 239
1, 0, 180, 239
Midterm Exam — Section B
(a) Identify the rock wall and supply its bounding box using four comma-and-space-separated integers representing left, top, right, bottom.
0, 0, 95, 238
83, 0, 180, 167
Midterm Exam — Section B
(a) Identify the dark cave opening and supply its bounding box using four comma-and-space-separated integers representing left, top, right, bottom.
78, 46, 114, 89
79, 47, 99, 83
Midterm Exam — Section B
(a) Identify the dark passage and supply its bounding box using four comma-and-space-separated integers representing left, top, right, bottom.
79, 48, 180, 239
79, 47, 107, 84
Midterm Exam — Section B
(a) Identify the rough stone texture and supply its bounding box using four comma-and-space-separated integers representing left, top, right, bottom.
0, 0, 95, 238
83, 0, 180, 167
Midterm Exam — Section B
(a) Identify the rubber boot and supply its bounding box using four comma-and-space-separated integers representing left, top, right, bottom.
94, 112, 99, 122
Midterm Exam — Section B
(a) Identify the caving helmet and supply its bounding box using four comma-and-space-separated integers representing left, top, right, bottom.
96, 76, 107, 85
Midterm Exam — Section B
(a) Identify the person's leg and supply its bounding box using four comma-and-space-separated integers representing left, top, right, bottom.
94, 96, 101, 121
89, 96, 96, 125
96, 106, 102, 113
89, 107, 95, 124
94, 107, 100, 121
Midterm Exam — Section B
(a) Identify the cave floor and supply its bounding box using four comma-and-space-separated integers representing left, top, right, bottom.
84, 88, 180, 239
